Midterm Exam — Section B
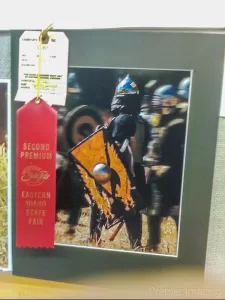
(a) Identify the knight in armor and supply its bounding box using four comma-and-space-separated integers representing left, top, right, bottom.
89, 75, 151, 249
109, 74, 151, 248
111, 74, 150, 206
89, 113, 141, 248
142, 84, 187, 251
140, 79, 162, 165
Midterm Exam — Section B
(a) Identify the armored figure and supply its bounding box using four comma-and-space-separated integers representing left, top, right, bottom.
69, 75, 151, 249
140, 79, 158, 129
111, 75, 150, 206
177, 77, 190, 101
177, 77, 190, 122
87, 114, 142, 248
142, 84, 187, 251
110, 74, 151, 248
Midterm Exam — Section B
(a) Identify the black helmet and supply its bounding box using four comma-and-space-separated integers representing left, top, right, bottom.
111, 74, 140, 116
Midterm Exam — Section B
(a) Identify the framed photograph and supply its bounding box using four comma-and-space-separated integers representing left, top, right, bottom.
55, 67, 192, 257
11, 29, 224, 283
0, 79, 12, 271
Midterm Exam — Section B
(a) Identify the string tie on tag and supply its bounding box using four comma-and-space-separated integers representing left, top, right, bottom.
35, 24, 54, 104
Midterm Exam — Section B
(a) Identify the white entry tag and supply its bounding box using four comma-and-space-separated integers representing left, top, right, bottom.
15, 31, 69, 106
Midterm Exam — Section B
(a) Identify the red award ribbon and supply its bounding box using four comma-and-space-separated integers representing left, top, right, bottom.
16, 98, 57, 248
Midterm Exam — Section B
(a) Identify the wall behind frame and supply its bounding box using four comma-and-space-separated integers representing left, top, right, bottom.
205, 117, 225, 282
0, 32, 10, 79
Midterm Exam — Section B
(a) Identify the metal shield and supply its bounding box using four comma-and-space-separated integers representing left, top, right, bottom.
63, 105, 103, 148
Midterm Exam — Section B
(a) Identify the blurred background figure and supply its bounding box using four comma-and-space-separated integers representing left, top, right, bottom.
177, 77, 190, 102
142, 84, 187, 251
140, 79, 158, 128
67, 72, 84, 110
177, 77, 190, 122
57, 107, 69, 153
55, 76, 94, 235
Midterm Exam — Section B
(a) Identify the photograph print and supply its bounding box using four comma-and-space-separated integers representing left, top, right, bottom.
54, 67, 191, 256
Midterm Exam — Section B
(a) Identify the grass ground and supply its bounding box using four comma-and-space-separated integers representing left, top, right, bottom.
0, 145, 7, 268
55, 208, 178, 255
